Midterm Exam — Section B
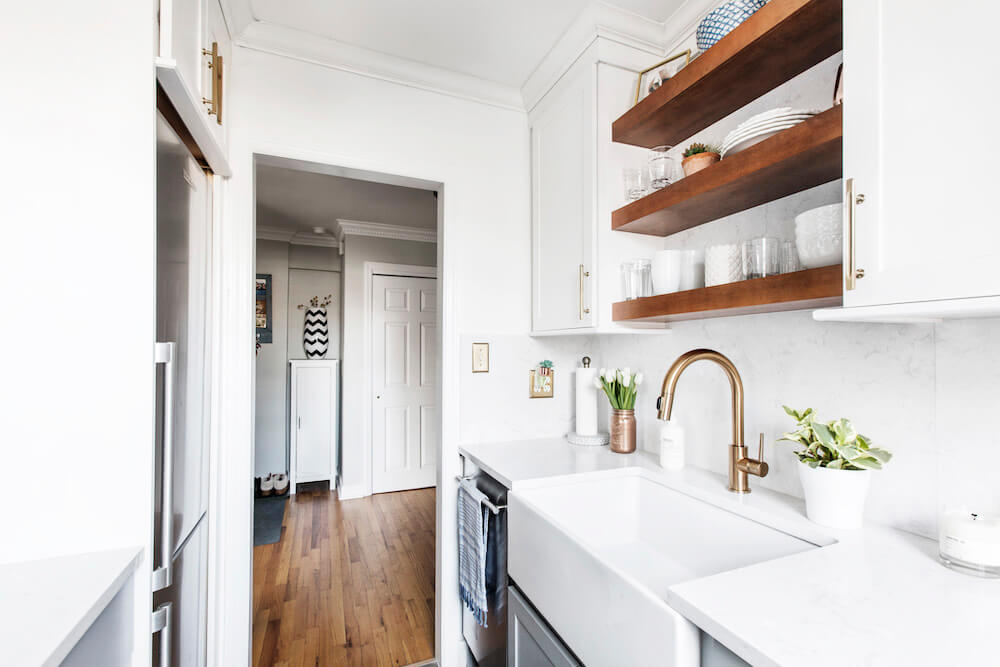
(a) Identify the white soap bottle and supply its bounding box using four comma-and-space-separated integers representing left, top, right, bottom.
659, 420, 685, 471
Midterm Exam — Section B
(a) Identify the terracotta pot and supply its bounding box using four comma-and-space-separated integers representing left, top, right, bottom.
681, 151, 720, 177
609, 409, 636, 454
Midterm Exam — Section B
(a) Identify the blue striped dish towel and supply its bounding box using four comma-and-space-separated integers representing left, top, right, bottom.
458, 478, 490, 627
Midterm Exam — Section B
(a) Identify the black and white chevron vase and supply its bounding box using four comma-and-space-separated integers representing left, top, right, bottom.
303, 307, 329, 359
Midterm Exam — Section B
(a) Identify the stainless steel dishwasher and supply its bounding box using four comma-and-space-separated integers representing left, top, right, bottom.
461, 469, 508, 667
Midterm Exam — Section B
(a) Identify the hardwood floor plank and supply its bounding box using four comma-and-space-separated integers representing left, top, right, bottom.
253, 487, 436, 666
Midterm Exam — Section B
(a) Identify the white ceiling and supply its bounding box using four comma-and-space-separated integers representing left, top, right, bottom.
256, 164, 437, 234
247, 0, 686, 87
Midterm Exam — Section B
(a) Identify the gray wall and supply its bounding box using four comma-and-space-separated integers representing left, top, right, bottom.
254, 240, 342, 476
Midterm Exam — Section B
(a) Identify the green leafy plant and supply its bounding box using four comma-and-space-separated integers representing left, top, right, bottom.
539, 360, 553, 369
779, 406, 892, 470
683, 142, 720, 158
594, 368, 643, 409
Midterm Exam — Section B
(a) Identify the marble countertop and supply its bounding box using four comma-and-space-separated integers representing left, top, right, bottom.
0, 547, 142, 667
460, 438, 1000, 667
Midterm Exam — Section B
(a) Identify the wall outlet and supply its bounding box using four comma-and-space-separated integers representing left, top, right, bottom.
472, 342, 489, 373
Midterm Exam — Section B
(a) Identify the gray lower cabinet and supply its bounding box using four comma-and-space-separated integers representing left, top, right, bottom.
508, 585, 580, 667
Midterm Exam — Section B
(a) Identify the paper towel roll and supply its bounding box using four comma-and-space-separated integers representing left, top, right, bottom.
575, 365, 599, 436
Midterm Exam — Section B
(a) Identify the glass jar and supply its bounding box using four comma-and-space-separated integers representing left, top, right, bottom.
621, 259, 653, 300
647, 145, 676, 191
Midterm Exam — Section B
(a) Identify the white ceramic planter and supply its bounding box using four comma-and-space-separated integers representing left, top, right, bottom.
798, 463, 871, 529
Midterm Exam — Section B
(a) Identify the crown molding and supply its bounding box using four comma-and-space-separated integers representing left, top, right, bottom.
335, 219, 437, 246
234, 21, 525, 112
256, 225, 340, 248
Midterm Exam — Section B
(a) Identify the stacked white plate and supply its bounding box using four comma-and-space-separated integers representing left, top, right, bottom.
721, 107, 818, 157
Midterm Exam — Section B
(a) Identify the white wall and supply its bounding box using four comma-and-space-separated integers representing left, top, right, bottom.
340, 235, 437, 497
221, 45, 529, 666
254, 240, 342, 476
0, 1, 157, 664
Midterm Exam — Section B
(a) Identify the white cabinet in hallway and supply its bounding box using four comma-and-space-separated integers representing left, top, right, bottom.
371, 274, 437, 493
289, 360, 340, 492
829, 0, 1000, 316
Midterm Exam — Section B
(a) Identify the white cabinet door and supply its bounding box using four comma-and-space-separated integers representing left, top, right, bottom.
531, 65, 594, 332
201, 0, 230, 149
159, 0, 203, 102
372, 275, 437, 493
292, 362, 338, 487
843, 0, 1000, 307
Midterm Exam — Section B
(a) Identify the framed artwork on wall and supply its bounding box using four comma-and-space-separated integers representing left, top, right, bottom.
256, 274, 272, 343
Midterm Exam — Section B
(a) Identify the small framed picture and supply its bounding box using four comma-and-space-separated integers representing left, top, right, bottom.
529, 369, 554, 399
633, 50, 692, 105
256, 274, 272, 343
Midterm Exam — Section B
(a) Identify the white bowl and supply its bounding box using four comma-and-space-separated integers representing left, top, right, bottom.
794, 203, 843, 269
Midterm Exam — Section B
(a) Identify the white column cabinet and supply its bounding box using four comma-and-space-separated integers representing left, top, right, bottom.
289, 360, 339, 492
833, 1, 1000, 316
528, 39, 666, 335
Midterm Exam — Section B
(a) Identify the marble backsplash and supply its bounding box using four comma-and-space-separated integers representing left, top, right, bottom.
460, 315, 1000, 539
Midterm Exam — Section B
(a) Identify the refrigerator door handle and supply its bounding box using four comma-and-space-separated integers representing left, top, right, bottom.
152, 601, 172, 667
153, 342, 176, 592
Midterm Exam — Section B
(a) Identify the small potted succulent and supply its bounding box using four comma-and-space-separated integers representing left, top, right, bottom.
595, 368, 643, 454
681, 142, 721, 176
538, 359, 553, 376
779, 406, 892, 529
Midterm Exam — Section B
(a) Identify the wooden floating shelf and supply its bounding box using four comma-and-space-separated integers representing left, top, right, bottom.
612, 265, 843, 322
613, 105, 842, 236
612, 0, 842, 148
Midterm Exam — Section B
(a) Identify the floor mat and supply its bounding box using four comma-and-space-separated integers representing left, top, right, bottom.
253, 495, 288, 546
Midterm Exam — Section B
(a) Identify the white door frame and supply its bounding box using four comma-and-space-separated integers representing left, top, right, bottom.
363, 262, 437, 497
211, 141, 456, 667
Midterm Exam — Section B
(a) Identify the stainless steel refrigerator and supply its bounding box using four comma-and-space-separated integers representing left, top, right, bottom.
151, 110, 213, 667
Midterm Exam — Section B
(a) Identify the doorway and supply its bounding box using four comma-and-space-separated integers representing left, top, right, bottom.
249, 156, 441, 666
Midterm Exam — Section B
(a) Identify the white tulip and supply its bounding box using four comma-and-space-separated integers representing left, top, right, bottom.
599, 367, 606, 377
623, 366, 631, 380
635, 372, 644, 385
593, 377, 604, 389
604, 369, 615, 382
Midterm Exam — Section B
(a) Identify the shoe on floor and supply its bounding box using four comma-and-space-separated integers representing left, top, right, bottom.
274, 473, 289, 496
260, 474, 274, 496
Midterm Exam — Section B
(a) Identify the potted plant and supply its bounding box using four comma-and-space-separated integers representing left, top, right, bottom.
779, 406, 892, 529
681, 142, 721, 176
595, 368, 643, 453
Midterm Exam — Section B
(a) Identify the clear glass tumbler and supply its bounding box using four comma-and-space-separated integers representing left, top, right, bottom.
743, 237, 782, 279
648, 145, 676, 191
780, 240, 800, 274
621, 259, 653, 300
623, 168, 648, 202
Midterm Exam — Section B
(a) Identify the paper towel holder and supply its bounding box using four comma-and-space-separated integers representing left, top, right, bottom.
568, 355, 610, 446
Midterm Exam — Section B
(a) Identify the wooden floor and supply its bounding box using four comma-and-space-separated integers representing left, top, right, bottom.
252, 485, 436, 667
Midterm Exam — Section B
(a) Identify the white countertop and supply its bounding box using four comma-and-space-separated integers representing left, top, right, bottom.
460, 438, 1000, 667
0, 547, 142, 667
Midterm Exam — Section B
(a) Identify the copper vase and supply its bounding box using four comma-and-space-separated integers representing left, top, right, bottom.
610, 409, 636, 454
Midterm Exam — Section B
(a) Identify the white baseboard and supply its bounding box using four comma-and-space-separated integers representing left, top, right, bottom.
337, 483, 368, 500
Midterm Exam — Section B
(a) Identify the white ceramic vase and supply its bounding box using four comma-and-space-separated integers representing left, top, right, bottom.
798, 462, 871, 530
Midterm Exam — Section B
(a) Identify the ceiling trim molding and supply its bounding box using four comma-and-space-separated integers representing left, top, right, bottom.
234, 21, 525, 112
256, 225, 340, 248
335, 219, 437, 245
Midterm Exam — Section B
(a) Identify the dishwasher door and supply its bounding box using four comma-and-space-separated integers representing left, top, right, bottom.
462, 471, 508, 667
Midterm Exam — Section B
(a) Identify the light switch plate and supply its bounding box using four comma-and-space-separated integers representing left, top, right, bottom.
472, 342, 489, 373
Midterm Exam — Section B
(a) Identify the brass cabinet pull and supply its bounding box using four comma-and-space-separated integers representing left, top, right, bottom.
201, 42, 223, 125
579, 264, 591, 320
845, 178, 865, 291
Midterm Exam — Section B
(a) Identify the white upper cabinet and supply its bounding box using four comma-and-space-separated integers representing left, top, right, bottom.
156, 0, 231, 175
528, 38, 666, 334
839, 0, 1000, 312
531, 64, 594, 332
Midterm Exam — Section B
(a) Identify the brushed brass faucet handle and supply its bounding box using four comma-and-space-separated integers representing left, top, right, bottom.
737, 433, 769, 479
758, 432, 765, 463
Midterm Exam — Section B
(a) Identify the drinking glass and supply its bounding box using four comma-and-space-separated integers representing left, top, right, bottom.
743, 237, 781, 279
648, 145, 676, 191
780, 240, 800, 274
621, 259, 653, 300
623, 168, 648, 202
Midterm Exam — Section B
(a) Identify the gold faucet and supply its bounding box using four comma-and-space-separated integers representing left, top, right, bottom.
657, 349, 768, 493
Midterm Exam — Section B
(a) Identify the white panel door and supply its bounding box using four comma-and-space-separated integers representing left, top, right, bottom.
843, 0, 1000, 307
372, 275, 437, 493
294, 364, 335, 484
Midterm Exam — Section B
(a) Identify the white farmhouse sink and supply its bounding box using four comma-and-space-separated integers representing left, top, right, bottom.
508, 471, 818, 667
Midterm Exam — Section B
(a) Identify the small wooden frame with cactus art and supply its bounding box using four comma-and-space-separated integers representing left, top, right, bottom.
681, 142, 721, 177
529, 360, 554, 398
